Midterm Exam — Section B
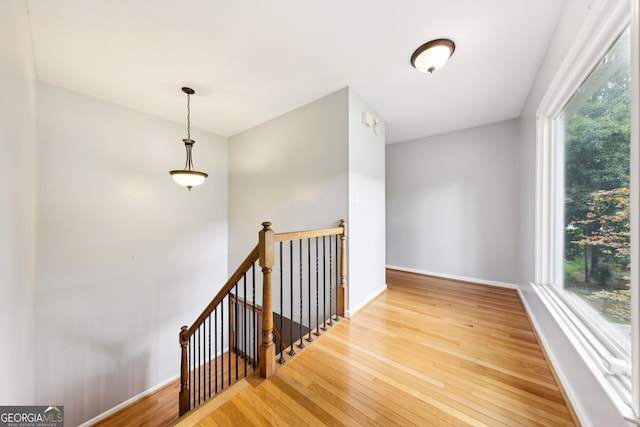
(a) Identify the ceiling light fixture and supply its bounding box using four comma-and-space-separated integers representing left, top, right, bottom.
411, 39, 455, 74
170, 87, 208, 191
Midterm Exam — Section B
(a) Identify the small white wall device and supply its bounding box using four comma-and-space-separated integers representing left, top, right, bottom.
362, 111, 381, 135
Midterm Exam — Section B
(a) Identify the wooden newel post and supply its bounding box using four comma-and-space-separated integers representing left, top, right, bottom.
178, 325, 190, 416
338, 219, 347, 318
259, 221, 276, 377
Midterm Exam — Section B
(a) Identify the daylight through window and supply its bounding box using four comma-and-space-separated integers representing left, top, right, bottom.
561, 26, 631, 360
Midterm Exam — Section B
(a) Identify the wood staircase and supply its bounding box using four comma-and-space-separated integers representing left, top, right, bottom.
170, 315, 345, 427
177, 221, 347, 416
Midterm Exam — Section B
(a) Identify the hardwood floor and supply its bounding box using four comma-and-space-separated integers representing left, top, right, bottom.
92, 379, 180, 427
92, 352, 250, 427
94, 269, 580, 426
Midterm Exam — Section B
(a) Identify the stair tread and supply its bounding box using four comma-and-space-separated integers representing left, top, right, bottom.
170, 377, 252, 426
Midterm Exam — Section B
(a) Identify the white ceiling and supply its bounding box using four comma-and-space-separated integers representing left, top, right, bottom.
26, 0, 565, 143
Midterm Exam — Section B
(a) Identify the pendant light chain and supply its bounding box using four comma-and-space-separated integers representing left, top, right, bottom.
186, 91, 191, 141
185, 90, 193, 171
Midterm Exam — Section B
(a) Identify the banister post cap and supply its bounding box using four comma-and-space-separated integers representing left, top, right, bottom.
179, 325, 189, 344
262, 221, 272, 229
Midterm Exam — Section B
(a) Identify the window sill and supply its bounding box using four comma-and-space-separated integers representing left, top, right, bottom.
519, 282, 634, 425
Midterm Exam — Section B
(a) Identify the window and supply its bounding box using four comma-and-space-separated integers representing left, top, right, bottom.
562, 26, 631, 361
535, 0, 638, 421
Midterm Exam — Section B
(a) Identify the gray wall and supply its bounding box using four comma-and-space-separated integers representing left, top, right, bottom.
386, 119, 520, 285
228, 89, 349, 268
0, 0, 38, 404
229, 87, 386, 314
347, 89, 386, 313
35, 83, 228, 426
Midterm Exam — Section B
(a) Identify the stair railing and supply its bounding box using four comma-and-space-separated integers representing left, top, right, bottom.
178, 245, 260, 415
268, 221, 347, 367
178, 220, 346, 416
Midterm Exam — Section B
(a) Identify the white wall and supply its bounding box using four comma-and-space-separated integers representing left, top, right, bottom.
517, 0, 626, 424
35, 83, 228, 426
0, 0, 38, 405
347, 89, 386, 314
228, 88, 349, 269
386, 119, 520, 285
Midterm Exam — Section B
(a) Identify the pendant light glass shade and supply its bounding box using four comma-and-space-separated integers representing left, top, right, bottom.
170, 87, 208, 191
170, 139, 208, 189
171, 169, 208, 188
411, 39, 455, 74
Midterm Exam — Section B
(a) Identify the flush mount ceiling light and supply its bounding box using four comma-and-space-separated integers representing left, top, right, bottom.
411, 38, 456, 74
170, 87, 208, 191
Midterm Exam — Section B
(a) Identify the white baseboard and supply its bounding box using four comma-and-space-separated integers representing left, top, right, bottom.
79, 344, 234, 426
386, 264, 519, 290
78, 373, 179, 427
346, 284, 387, 318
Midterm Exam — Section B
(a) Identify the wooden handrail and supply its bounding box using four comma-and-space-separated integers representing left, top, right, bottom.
230, 294, 264, 314
275, 226, 344, 242
181, 220, 346, 344
179, 244, 259, 415
183, 245, 259, 338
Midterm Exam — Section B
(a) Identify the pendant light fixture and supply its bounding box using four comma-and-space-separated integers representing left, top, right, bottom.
170, 87, 208, 190
411, 39, 455, 74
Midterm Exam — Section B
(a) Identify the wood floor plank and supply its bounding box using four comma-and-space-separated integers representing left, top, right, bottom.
275, 365, 378, 426
319, 332, 554, 425
91, 378, 180, 427
251, 378, 319, 426
282, 352, 416, 426
336, 315, 561, 394
299, 341, 500, 426
280, 361, 387, 426
200, 408, 232, 427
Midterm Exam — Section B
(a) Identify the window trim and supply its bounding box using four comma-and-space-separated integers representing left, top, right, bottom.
630, 0, 640, 418
534, 0, 637, 421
